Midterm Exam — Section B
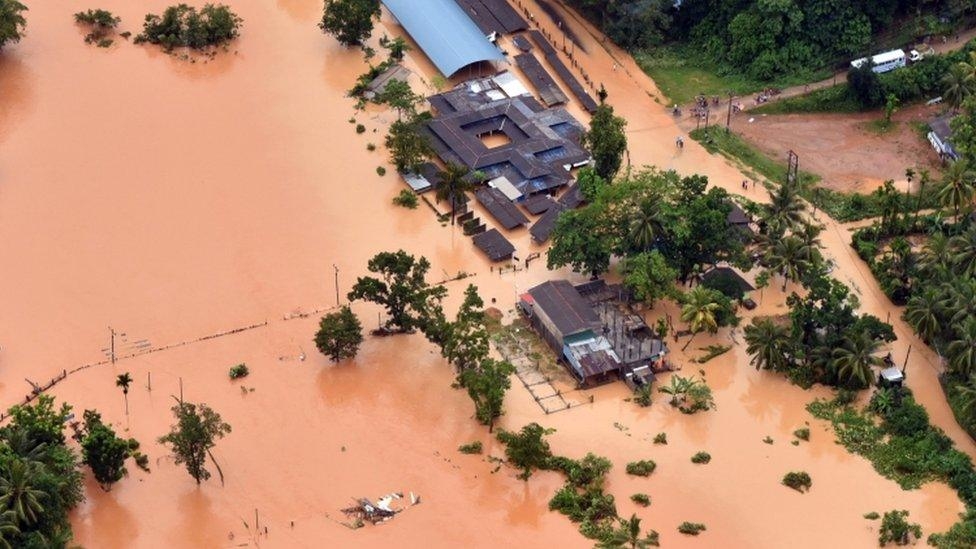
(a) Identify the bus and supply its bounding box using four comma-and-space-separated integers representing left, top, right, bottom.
850, 49, 906, 74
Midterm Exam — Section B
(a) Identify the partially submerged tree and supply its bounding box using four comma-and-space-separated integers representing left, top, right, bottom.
314, 305, 364, 362
376, 79, 422, 119
679, 286, 721, 351
158, 400, 231, 485
319, 0, 380, 47
495, 423, 555, 480
385, 111, 433, 173
0, 0, 27, 51
582, 102, 627, 181
461, 358, 515, 432
116, 372, 133, 416
435, 162, 475, 226
622, 250, 677, 307
135, 4, 242, 50
80, 410, 129, 491
74, 9, 120, 44
441, 285, 490, 380
347, 250, 447, 332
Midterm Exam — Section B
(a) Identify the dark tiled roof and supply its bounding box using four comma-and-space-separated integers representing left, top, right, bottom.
529, 202, 566, 242
475, 187, 529, 229
522, 193, 558, 215
528, 30, 598, 113
528, 280, 601, 336
702, 266, 755, 293
727, 202, 751, 225
472, 228, 515, 261
514, 53, 568, 107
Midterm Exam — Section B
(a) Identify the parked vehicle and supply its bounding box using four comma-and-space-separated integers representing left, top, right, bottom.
850, 49, 906, 73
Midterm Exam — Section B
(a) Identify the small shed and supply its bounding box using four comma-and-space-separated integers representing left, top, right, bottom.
878, 367, 904, 388
472, 228, 515, 261
563, 332, 621, 386
475, 187, 529, 229
929, 115, 960, 161
701, 266, 755, 300
522, 280, 602, 353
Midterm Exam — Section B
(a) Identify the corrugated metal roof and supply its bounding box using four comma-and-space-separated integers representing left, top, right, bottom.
383, 0, 506, 77
528, 280, 601, 337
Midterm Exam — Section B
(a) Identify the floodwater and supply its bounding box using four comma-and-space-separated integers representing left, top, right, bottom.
0, 0, 968, 547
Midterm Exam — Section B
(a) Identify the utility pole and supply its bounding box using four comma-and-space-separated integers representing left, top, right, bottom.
109, 326, 116, 364
333, 264, 340, 306
726, 92, 734, 132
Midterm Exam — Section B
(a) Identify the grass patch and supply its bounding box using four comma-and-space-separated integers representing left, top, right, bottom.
689, 128, 820, 189
633, 46, 827, 106
695, 344, 731, 364
458, 441, 483, 454
862, 119, 899, 135
752, 84, 861, 115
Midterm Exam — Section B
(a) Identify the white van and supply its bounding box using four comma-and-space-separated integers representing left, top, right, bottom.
850, 49, 907, 73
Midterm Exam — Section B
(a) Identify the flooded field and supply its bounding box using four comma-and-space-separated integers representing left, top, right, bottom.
0, 0, 970, 547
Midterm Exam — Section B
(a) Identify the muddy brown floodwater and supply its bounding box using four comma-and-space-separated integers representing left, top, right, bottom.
0, 0, 968, 547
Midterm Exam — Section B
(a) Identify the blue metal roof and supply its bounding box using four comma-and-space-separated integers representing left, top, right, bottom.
383, 0, 506, 77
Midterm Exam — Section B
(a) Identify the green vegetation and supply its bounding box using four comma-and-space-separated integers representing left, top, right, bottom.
695, 344, 731, 364
319, 0, 380, 47
495, 423, 555, 480
677, 521, 707, 535
782, 471, 812, 492
690, 127, 819, 189
314, 305, 364, 362
598, 514, 660, 548
74, 9, 120, 45
355, 123, 366, 134
793, 427, 811, 441
135, 4, 242, 50
116, 372, 133, 415
625, 460, 656, 477
228, 363, 249, 379
653, 432, 667, 445
879, 510, 922, 546
392, 189, 418, 209
583, 101, 627, 182
376, 166, 385, 176
157, 400, 231, 485
0, 0, 27, 51
753, 84, 861, 115
79, 410, 130, 491
347, 250, 447, 333
658, 375, 715, 413
691, 451, 711, 464
434, 163, 475, 226
0, 395, 85, 546
630, 493, 651, 507
458, 441, 483, 455
865, 511, 881, 520
385, 112, 433, 173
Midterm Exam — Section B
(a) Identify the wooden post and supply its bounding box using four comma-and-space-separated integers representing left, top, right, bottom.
179, 377, 184, 402
255, 509, 260, 532
147, 371, 152, 391
902, 344, 912, 375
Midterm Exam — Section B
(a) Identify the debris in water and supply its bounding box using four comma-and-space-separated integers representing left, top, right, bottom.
341, 492, 415, 526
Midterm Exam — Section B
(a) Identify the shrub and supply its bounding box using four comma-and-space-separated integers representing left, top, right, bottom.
763, 436, 774, 444
783, 471, 812, 492
653, 432, 667, 445
878, 510, 921, 546
458, 441, 483, 454
633, 384, 652, 407
135, 4, 242, 50
864, 512, 880, 520
631, 493, 650, 506
625, 460, 656, 477
366, 143, 376, 151
228, 363, 249, 379
126, 438, 140, 451
678, 522, 706, 535
793, 427, 810, 441
356, 123, 366, 134
133, 452, 150, 471
496, 423, 554, 480
882, 399, 930, 438
376, 166, 386, 176
392, 188, 418, 209
548, 453, 612, 489
691, 451, 711, 464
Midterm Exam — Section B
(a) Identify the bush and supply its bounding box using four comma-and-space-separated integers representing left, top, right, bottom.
548, 453, 612, 489
133, 452, 150, 471
366, 143, 376, 151
356, 123, 366, 134
228, 363, 249, 379
631, 493, 650, 506
496, 423, 555, 480
376, 166, 386, 176
878, 510, 922, 546
392, 188, 418, 209
783, 471, 812, 492
793, 427, 810, 441
864, 512, 880, 520
691, 451, 711, 464
625, 460, 656, 476
458, 441, 482, 454
678, 522, 706, 535
135, 4, 242, 50
883, 398, 930, 438
633, 384, 652, 407
653, 432, 667, 445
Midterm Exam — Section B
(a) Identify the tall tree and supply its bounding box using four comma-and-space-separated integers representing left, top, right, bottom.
158, 400, 231, 485
376, 79, 422, 119
598, 513, 660, 548
442, 285, 490, 381
314, 305, 364, 362
495, 423, 555, 480
938, 160, 976, 220
943, 62, 976, 111
763, 182, 806, 238
116, 372, 132, 416
950, 224, 976, 278
948, 317, 976, 377
0, 460, 44, 526
461, 358, 515, 432
385, 112, 433, 173
319, 0, 381, 47
622, 250, 677, 307
744, 317, 794, 372
347, 250, 447, 332
0, 510, 19, 549
79, 410, 129, 491
766, 235, 810, 291
679, 286, 721, 351
0, 0, 26, 51
434, 162, 474, 226
582, 102, 627, 181
904, 288, 943, 345
547, 206, 614, 277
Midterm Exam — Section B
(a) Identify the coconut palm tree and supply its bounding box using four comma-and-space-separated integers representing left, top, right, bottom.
904, 288, 943, 344
116, 372, 133, 416
918, 232, 952, 276
796, 222, 824, 265
598, 513, 659, 549
832, 331, 883, 389
657, 375, 692, 407
950, 224, 976, 277
766, 235, 809, 291
938, 160, 976, 220
627, 197, 662, 253
764, 182, 806, 237
744, 318, 793, 371
943, 279, 976, 326
679, 287, 721, 351
943, 62, 975, 111
948, 317, 976, 377
0, 510, 19, 549
0, 459, 45, 526
435, 162, 474, 226
953, 374, 976, 429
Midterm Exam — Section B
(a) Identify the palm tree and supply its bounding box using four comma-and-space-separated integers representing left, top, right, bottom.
680, 287, 720, 351
953, 374, 976, 429
951, 224, 976, 277
766, 235, 809, 290
876, 180, 902, 232
627, 197, 662, 253
744, 318, 793, 371
904, 288, 943, 344
796, 222, 824, 265
0, 510, 19, 549
598, 513, 659, 548
918, 232, 952, 276
0, 459, 45, 526
116, 372, 133, 416
434, 163, 474, 226
943, 62, 975, 111
831, 331, 882, 389
912, 168, 931, 227
764, 182, 806, 237
657, 375, 692, 406
938, 160, 976, 220
943, 279, 976, 326
947, 317, 976, 377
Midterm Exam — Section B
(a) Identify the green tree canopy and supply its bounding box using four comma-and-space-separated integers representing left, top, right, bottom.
319, 0, 380, 47
347, 250, 447, 332
158, 400, 231, 485
80, 410, 129, 491
0, 0, 26, 51
314, 305, 364, 362
385, 111, 433, 173
582, 102, 627, 182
